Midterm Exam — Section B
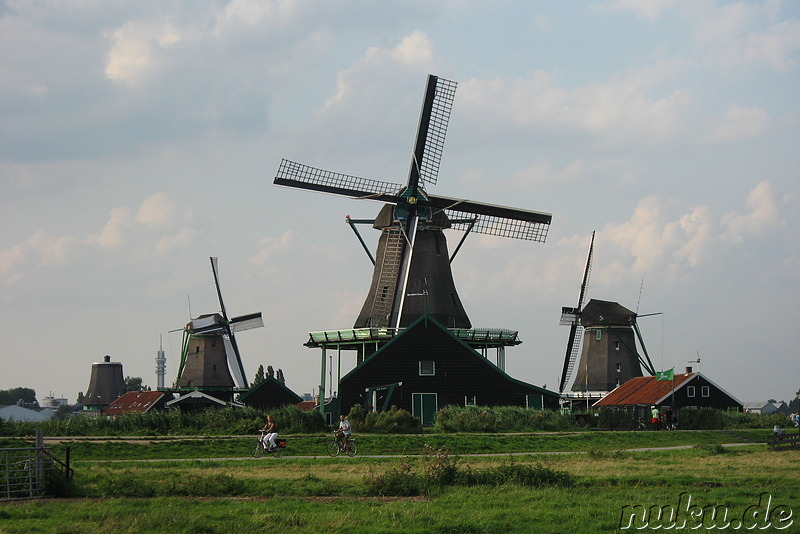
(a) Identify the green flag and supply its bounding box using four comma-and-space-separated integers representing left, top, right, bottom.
656, 369, 674, 381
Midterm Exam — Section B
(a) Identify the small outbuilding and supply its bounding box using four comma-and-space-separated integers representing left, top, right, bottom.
594, 371, 742, 422
103, 391, 172, 417
239, 377, 303, 410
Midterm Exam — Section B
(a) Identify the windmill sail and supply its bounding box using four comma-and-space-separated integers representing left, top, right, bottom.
559, 231, 595, 393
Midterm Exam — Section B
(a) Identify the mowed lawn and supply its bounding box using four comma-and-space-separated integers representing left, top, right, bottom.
1, 435, 798, 533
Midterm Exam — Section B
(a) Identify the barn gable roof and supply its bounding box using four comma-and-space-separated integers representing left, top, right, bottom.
342, 314, 557, 398
239, 376, 303, 404
103, 391, 168, 416
594, 372, 743, 407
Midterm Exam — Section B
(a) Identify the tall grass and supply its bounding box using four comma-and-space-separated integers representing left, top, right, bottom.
0, 405, 325, 437
434, 405, 574, 432
364, 445, 574, 496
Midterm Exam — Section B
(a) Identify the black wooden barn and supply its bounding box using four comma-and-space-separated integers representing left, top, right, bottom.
336, 315, 559, 424
240, 376, 303, 410
594, 370, 743, 422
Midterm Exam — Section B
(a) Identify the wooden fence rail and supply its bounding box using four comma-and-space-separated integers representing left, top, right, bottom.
767, 432, 799, 451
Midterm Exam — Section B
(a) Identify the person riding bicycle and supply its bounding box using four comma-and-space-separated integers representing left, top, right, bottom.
336, 414, 352, 453
260, 415, 278, 451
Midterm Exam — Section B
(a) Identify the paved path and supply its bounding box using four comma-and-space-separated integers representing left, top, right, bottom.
74, 441, 764, 463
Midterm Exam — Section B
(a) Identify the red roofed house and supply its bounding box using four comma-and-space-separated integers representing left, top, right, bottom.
103, 391, 171, 417
593, 369, 742, 424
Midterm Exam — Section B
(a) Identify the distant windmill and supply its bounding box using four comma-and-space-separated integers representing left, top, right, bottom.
558, 233, 658, 393
274, 74, 552, 331
175, 258, 263, 394
558, 231, 595, 393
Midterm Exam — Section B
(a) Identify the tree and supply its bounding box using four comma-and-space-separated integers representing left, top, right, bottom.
277, 368, 285, 384
124, 376, 145, 392
76, 392, 84, 405
0, 388, 37, 406
54, 404, 73, 420
267, 365, 275, 378
252, 365, 266, 387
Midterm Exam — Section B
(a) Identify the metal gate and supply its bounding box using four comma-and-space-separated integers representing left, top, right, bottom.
1, 432, 73, 501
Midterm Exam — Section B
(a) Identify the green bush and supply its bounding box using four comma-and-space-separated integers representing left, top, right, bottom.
677, 407, 723, 430
434, 405, 574, 432
721, 410, 792, 429
357, 406, 419, 433
364, 444, 574, 496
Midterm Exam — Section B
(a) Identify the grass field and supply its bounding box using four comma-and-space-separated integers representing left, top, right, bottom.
1, 431, 797, 533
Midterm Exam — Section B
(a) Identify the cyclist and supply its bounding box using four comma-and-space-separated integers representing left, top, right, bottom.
337, 414, 352, 453
260, 414, 278, 451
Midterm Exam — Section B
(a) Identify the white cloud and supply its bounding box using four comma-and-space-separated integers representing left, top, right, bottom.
104, 20, 182, 83
154, 228, 200, 255
0, 230, 77, 280
672, 205, 714, 268
709, 105, 770, 142
251, 231, 296, 268
136, 193, 176, 226
459, 63, 693, 144
384, 30, 433, 65
598, 0, 682, 22
720, 181, 785, 243
325, 31, 434, 108
86, 206, 133, 249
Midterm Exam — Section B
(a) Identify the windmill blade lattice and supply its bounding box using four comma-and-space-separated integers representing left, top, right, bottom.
415, 76, 457, 188
431, 195, 551, 242
274, 159, 404, 201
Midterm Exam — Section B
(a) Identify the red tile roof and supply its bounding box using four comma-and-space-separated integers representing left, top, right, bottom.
594, 373, 695, 407
103, 391, 165, 416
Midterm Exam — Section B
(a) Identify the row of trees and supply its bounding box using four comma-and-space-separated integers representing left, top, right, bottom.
251, 365, 285, 386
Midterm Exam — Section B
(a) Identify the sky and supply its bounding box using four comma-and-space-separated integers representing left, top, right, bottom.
1, 0, 798, 406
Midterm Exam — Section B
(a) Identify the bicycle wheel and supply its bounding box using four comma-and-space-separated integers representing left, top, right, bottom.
327, 440, 340, 457
269, 445, 283, 459
251, 439, 265, 458
346, 439, 357, 457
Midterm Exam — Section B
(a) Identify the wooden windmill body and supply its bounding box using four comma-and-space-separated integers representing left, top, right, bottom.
570, 299, 644, 392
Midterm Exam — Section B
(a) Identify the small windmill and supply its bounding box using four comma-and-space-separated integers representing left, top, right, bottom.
558, 231, 595, 393
274, 74, 552, 331
175, 257, 263, 392
559, 234, 658, 394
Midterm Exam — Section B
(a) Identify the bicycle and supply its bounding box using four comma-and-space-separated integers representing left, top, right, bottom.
252, 431, 286, 458
327, 431, 357, 457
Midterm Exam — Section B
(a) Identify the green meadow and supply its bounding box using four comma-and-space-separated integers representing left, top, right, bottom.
1, 430, 797, 533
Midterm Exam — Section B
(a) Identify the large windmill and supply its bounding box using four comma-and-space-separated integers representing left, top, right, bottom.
175, 258, 263, 398
274, 74, 552, 332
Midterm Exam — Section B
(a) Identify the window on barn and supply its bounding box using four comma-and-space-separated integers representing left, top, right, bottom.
687, 386, 696, 397
701, 386, 710, 397
419, 361, 435, 376
465, 395, 476, 406
614, 341, 620, 351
